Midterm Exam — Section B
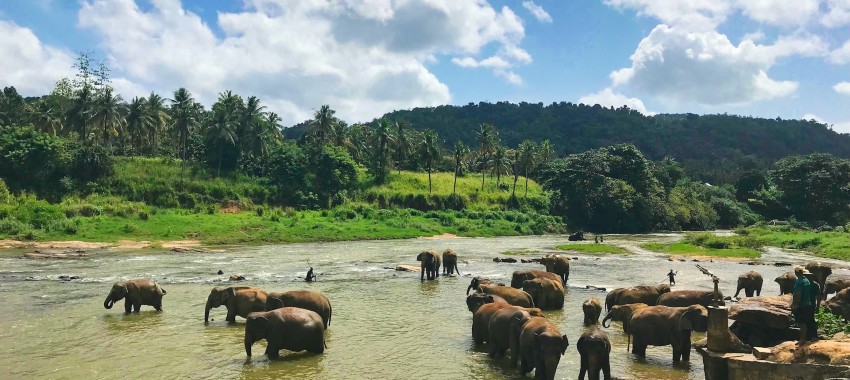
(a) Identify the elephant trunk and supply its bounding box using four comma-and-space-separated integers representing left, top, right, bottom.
103, 296, 114, 309
244, 335, 253, 357
601, 314, 612, 328
205, 300, 212, 322
466, 283, 474, 295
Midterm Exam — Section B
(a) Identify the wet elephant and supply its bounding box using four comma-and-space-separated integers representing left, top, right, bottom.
807, 262, 833, 300
522, 278, 565, 310
244, 307, 325, 359
466, 292, 507, 313
775, 272, 797, 295
466, 276, 504, 295
606, 284, 670, 310
657, 290, 723, 308
266, 290, 332, 328
583, 297, 603, 326
487, 306, 545, 358
511, 270, 561, 289
825, 274, 850, 297
472, 300, 511, 344
103, 279, 166, 313
205, 286, 268, 323
442, 248, 460, 275
540, 254, 570, 285
734, 271, 763, 298
518, 316, 569, 380
577, 326, 611, 380
478, 284, 535, 308
601, 303, 648, 352
417, 249, 441, 281
629, 305, 708, 362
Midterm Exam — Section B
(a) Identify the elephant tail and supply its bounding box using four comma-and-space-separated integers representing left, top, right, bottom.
328, 303, 332, 327
161, 287, 167, 295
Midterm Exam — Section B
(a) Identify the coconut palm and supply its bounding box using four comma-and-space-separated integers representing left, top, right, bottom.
537, 140, 554, 171
420, 130, 441, 194
518, 140, 537, 197
395, 121, 412, 174
310, 104, 337, 146
125, 97, 151, 153
476, 123, 498, 190
488, 146, 511, 189
207, 92, 241, 176
31, 100, 63, 136
452, 140, 469, 194
145, 93, 170, 155
239, 96, 265, 155
374, 118, 395, 183
170, 88, 201, 176
67, 85, 95, 141
90, 87, 126, 147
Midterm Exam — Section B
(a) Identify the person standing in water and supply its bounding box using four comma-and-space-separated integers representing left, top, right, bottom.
668, 269, 677, 286
305, 267, 317, 282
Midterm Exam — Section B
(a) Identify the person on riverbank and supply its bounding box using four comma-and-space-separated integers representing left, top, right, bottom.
667, 269, 677, 286
792, 266, 817, 344
305, 267, 316, 282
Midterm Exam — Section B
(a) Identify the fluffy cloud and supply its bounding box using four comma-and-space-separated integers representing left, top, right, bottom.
604, 0, 823, 29
823, 0, 850, 27
835, 82, 850, 95
736, 0, 820, 26
831, 40, 850, 64
578, 88, 652, 115
522, 1, 552, 23
0, 20, 74, 95
77, 0, 531, 124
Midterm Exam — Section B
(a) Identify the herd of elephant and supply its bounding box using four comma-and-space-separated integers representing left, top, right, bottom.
102, 279, 332, 359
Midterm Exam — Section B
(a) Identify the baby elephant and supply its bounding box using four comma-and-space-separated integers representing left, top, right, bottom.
244, 307, 326, 359
577, 326, 612, 380
103, 279, 166, 313
583, 297, 603, 326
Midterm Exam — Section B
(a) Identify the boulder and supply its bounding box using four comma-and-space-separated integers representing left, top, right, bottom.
826, 274, 850, 297
493, 257, 517, 263
729, 294, 793, 329
768, 338, 850, 365
826, 288, 850, 320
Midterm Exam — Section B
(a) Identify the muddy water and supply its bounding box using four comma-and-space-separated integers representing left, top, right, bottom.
0, 235, 838, 379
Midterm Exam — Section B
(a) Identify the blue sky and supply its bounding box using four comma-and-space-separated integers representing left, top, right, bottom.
1, 0, 849, 131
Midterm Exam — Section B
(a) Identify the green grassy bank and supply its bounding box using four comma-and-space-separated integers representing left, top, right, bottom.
555, 243, 627, 254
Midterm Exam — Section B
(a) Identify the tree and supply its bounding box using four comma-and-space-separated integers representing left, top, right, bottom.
125, 97, 151, 153
170, 88, 201, 176
238, 96, 266, 156
420, 130, 441, 194
476, 123, 497, 190
0, 87, 28, 127
373, 118, 395, 183
67, 85, 94, 141
206, 91, 241, 176
310, 104, 337, 146
489, 145, 511, 189
517, 140, 537, 197
31, 99, 64, 136
145, 93, 170, 155
395, 121, 412, 174
452, 140, 469, 194
90, 87, 125, 147
771, 153, 850, 225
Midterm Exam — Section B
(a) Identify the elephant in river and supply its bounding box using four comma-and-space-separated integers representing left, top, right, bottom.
511, 270, 561, 289
472, 300, 511, 344
540, 254, 570, 285
478, 284, 535, 308
807, 262, 833, 300
205, 286, 268, 323
775, 272, 797, 295
266, 290, 332, 328
734, 271, 763, 298
467, 292, 507, 313
103, 279, 166, 313
583, 297, 603, 326
601, 303, 648, 352
442, 248, 460, 275
466, 276, 505, 295
244, 307, 325, 359
657, 290, 723, 308
568, 231, 585, 241
825, 274, 850, 297
605, 284, 670, 310
577, 326, 612, 380
629, 305, 708, 362
488, 305, 545, 358
523, 278, 565, 310
518, 316, 569, 380
417, 249, 441, 281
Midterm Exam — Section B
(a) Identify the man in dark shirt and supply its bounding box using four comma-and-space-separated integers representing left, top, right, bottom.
792, 266, 817, 344
305, 267, 316, 282
667, 270, 677, 286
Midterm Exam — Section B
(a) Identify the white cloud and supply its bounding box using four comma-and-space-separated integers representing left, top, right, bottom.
736, 0, 820, 26
831, 40, 850, 64
835, 82, 850, 95
823, 0, 850, 27
522, 1, 552, 23
603, 0, 733, 30
609, 25, 826, 106
78, 0, 532, 124
0, 20, 74, 96
578, 88, 652, 115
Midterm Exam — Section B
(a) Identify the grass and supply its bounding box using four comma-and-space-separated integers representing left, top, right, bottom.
555, 243, 627, 254
502, 249, 541, 255
738, 226, 850, 261
640, 242, 761, 259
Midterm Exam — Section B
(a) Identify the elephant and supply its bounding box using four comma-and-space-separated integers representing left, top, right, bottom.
629, 305, 709, 362
442, 248, 460, 275
103, 279, 166, 313
601, 303, 648, 352
577, 326, 612, 380
605, 284, 670, 310
825, 274, 850, 297
417, 249, 441, 281
472, 300, 511, 344
244, 307, 325, 359
229, 274, 246, 281
568, 231, 585, 241
466, 276, 504, 295
523, 278, 565, 310
205, 286, 268, 323
583, 297, 603, 326
657, 290, 723, 308
807, 262, 833, 300
466, 292, 507, 313
478, 284, 535, 308
540, 254, 570, 285
517, 316, 569, 380
734, 271, 763, 298
266, 290, 332, 328
487, 305, 545, 358
775, 272, 797, 295
511, 270, 562, 289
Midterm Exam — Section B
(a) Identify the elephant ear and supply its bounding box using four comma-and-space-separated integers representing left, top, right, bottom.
267, 297, 284, 310
416, 252, 424, 261
679, 309, 695, 331
249, 315, 269, 337
485, 295, 495, 303
223, 287, 236, 303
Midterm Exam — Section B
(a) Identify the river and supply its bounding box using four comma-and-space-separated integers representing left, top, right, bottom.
0, 234, 839, 379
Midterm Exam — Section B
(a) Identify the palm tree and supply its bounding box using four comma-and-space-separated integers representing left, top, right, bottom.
536, 140, 554, 172
67, 85, 94, 141
91, 87, 126, 147
374, 118, 395, 183
518, 140, 537, 197
395, 121, 412, 174
31, 100, 63, 135
452, 140, 469, 194
509, 149, 520, 198
489, 145, 511, 189
207, 92, 241, 176
170, 88, 200, 176
239, 95, 265, 156
145, 93, 170, 155
310, 104, 337, 146
125, 97, 151, 153
476, 123, 497, 190
420, 130, 441, 194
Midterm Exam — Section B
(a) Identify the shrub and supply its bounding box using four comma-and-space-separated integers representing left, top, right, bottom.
0, 218, 32, 236
256, 206, 265, 217
122, 223, 138, 233
0, 179, 10, 204
138, 211, 149, 221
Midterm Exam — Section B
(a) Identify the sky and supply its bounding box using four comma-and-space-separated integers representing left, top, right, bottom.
1, 0, 849, 132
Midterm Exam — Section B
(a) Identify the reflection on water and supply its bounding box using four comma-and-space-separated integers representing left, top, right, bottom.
0, 234, 831, 379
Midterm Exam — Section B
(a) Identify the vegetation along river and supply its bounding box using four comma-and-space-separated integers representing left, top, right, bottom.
0, 234, 837, 379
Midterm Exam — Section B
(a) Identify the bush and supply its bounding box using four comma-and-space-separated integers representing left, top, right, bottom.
0, 218, 32, 236
256, 206, 265, 217
0, 179, 10, 204
138, 211, 149, 221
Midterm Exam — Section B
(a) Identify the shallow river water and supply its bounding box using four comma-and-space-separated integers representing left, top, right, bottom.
0, 234, 841, 379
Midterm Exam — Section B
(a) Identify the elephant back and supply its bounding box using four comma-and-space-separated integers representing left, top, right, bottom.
657, 290, 719, 308
442, 248, 457, 261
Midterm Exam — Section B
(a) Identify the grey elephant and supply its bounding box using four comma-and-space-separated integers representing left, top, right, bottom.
657, 290, 723, 308
522, 278, 565, 310
540, 253, 570, 285
734, 271, 763, 298
466, 276, 505, 295
775, 272, 797, 295
472, 300, 511, 344
825, 274, 850, 297
266, 290, 332, 328
244, 307, 325, 359
577, 326, 612, 380
103, 279, 166, 313
601, 303, 648, 352
478, 284, 535, 307
605, 284, 670, 310
205, 286, 268, 323
629, 305, 708, 362
583, 296, 603, 326
417, 249, 441, 281
466, 292, 507, 313
487, 305, 545, 358
442, 248, 460, 275
807, 262, 833, 300
511, 270, 561, 289
518, 316, 569, 380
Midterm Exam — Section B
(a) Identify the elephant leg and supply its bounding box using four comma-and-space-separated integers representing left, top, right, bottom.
682, 339, 692, 361
226, 306, 237, 323
154, 298, 163, 312
519, 354, 533, 375
472, 325, 484, 345
124, 299, 132, 314
266, 343, 280, 359
602, 353, 611, 380
756, 288, 761, 297
133, 302, 142, 313
734, 287, 741, 298
578, 354, 588, 380
672, 345, 681, 362
632, 335, 646, 356
746, 288, 754, 297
